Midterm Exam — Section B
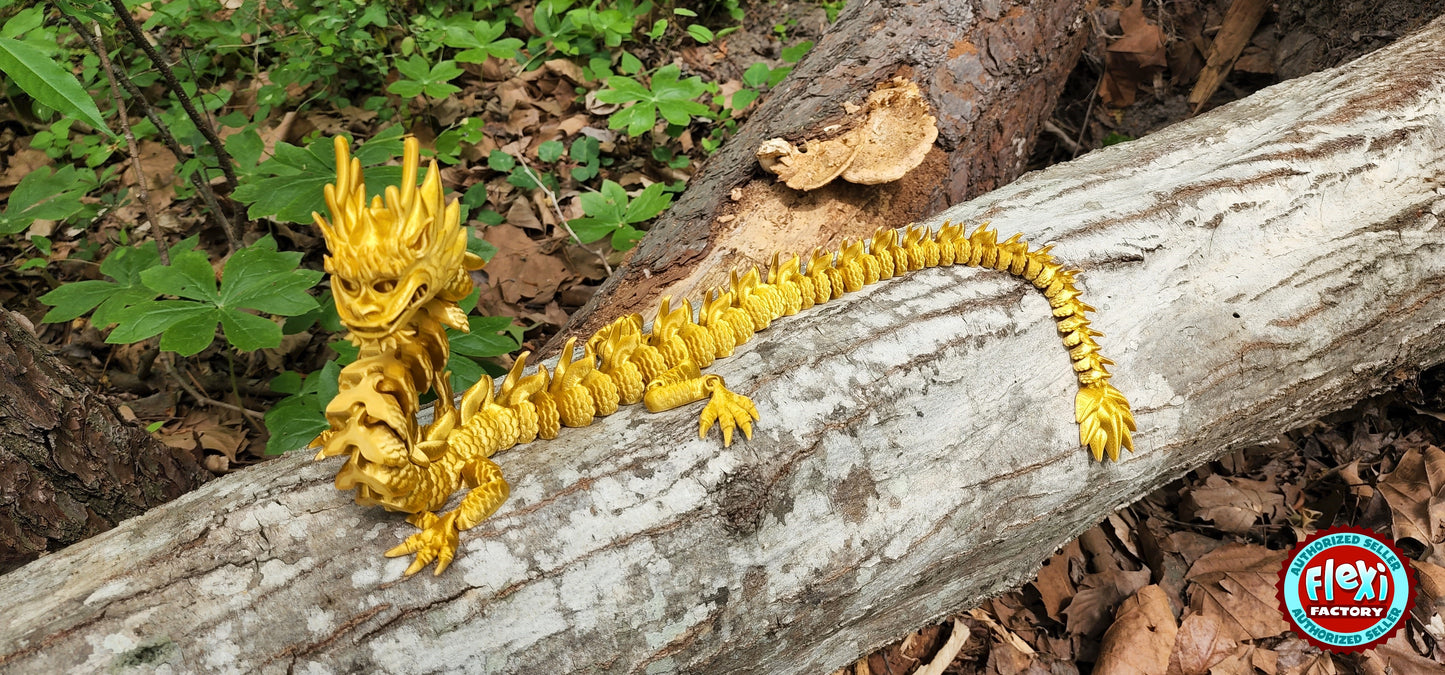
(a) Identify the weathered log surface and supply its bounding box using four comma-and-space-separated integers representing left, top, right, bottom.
0, 311, 209, 575
552, 0, 1092, 349
4, 16, 1445, 675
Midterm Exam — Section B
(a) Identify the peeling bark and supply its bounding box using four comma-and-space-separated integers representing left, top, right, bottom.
550, 0, 1093, 350
0, 311, 209, 574
3, 17, 1445, 674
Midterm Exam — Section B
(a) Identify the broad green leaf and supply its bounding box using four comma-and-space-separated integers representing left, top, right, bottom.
624, 183, 672, 223
141, 249, 219, 302
264, 396, 328, 454
226, 128, 265, 171
686, 24, 714, 43
655, 98, 708, 126
0, 165, 89, 234
538, 140, 564, 163
620, 51, 642, 75
609, 104, 655, 137
611, 224, 645, 251
743, 62, 771, 87
595, 75, 651, 104
386, 80, 426, 98
446, 353, 486, 395
0, 36, 112, 136
107, 300, 213, 344
220, 235, 322, 315
270, 370, 304, 394
233, 136, 403, 224
39, 280, 121, 323
449, 316, 519, 358
445, 21, 522, 63
781, 40, 814, 63
219, 307, 282, 351
91, 287, 161, 329
395, 55, 431, 80
731, 89, 759, 111
487, 150, 516, 172
566, 217, 616, 244
160, 309, 221, 356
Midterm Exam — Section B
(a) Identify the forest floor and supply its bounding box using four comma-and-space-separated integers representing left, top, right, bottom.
3, 0, 1445, 672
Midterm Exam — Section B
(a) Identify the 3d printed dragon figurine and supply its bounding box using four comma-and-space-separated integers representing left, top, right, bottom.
312, 136, 1137, 575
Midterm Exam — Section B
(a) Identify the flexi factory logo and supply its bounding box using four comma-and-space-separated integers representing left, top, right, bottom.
1277, 527, 1415, 652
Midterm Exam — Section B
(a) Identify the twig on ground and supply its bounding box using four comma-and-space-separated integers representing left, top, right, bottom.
914, 618, 970, 675
1042, 120, 1081, 154
164, 359, 266, 422
515, 155, 613, 277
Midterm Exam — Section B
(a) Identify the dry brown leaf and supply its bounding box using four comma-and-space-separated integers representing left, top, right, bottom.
1033, 539, 1084, 621
480, 224, 572, 305
1281, 653, 1337, 675
1413, 558, 1445, 609
1100, 0, 1167, 107
0, 145, 49, 188
1360, 633, 1442, 674
1185, 543, 1290, 642
1165, 531, 1228, 568
506, 198, 543, 232
1377, 445, 1445, 564
1167, 612, 1237, 675
1095, 585, 1178, 675
1182, 475, 1285, 533
1208, 644, 1277, 675
1062, 567, 1151, 638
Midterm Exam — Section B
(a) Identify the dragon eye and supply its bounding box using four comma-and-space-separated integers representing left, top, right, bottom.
339, 278, 358, 293
373, 279, 396, 293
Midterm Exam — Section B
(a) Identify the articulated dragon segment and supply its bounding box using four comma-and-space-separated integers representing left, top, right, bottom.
313, 136, 1136, 576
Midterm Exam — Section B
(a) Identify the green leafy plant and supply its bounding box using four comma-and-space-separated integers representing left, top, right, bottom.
444, 20, 523, 63
568, 180, 672, 250
41, 236, 323, 356
0, 165, 96, 235
386, 55, 464, 99
569, 136, 603, 181
0, 26, 112, 135
781, 40, 814, 64
232, 129, 405, 223
265, 359, 342, 455
595, 64, 709, 137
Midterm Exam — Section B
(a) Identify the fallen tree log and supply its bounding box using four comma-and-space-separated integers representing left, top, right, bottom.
552, 0, 1093, 346
0, 311, 209, 574
4, 16, 1445, 674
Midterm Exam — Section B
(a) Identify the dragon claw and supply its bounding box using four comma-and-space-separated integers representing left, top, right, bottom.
699, 380, 759, 447
386, 512, 460, 576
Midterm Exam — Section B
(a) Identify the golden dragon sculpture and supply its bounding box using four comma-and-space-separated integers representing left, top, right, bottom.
312, 136, 1137, 575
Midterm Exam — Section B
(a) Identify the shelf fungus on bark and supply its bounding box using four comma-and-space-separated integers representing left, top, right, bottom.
757, 77, 939, 190
312, 135, 1134, 577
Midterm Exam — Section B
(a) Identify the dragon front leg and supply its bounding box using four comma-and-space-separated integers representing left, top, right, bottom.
385, 457, 510, 575
643, 372, 759, 447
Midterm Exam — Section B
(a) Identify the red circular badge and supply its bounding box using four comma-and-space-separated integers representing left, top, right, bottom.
1276, 526, 1415, 652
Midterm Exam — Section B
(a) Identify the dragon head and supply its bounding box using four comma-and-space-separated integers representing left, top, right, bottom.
313, 136, 483, 341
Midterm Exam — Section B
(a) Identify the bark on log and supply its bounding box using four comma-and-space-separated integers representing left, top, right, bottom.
4, 17, 1445, 674
551, 0, 1092, 348
0, 311, 209, 575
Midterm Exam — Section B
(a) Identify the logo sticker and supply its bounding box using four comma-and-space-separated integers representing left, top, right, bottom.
1277, 526, 1415, 652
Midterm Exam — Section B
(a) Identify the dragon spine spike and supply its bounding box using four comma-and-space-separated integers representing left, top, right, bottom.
313, 135, 1136, 576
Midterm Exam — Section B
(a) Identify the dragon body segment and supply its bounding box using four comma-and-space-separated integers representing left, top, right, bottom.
313, 137, 1137, 575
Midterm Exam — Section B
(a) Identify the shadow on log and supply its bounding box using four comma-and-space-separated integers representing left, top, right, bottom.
3, 16, 1445, 674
